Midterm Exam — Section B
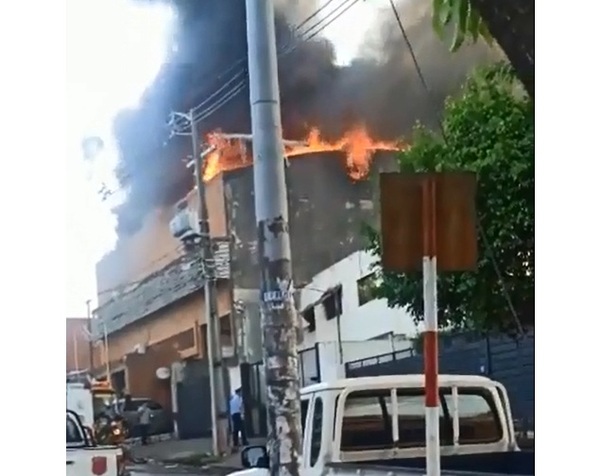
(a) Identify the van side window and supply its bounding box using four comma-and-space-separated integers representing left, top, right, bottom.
66, 415, 83, 444
338, 387, 502, 452
310, 397, 323, 466
301, 398, 310, 432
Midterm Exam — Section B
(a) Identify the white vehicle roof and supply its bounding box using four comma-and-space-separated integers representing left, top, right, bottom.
301, 374, 493, 395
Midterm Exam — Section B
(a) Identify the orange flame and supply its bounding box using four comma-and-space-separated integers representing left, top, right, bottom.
201, 125, 403, 182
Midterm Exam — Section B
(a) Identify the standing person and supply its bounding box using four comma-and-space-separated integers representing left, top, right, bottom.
137, 402, 151, 446
229, 387, 248, 449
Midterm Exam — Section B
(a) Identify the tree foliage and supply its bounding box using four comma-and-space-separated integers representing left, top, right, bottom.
365, 63, 534, 334
431, 0, 534, 99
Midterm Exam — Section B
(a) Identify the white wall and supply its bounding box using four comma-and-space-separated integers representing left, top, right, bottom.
298, 250, 419, 382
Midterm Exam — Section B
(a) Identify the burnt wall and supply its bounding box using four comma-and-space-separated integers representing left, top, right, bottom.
224, 151, 398, 288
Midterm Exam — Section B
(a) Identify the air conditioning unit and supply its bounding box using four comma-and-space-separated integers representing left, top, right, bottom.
133, 343, 146, 354
169, 208, 201, 241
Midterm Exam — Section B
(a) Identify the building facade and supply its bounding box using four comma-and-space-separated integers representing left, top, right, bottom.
298, 250, 420, 383
92, 147, 399, 438
92, 191, 234, 414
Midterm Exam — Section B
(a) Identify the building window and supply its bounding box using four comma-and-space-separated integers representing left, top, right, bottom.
323, 287, 342, 320
302, 307, 316, 332
220, 314, 233, 347
357, 273, 377, 306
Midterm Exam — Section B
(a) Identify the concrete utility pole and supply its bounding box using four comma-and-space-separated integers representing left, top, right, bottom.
86, 299, 94, 373
169, 109, 229, 456
246, 1, 303, 476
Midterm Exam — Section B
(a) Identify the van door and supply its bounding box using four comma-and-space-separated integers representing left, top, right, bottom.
303, 393, 326, 476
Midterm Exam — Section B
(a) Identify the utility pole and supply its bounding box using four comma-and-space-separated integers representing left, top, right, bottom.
169, 109, 230, 456
246, 1, 303, 476
86, 299, 94, 373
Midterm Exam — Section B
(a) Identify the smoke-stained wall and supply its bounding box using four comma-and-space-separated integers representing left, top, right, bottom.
223, 150, 398, 289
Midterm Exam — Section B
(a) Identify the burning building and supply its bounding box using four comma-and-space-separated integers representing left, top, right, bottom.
197, 126, 402, 288
91, 0, 500, 438
92, 123, 401, 438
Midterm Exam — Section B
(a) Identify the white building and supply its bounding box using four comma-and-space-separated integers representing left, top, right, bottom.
298, 250, 420, 383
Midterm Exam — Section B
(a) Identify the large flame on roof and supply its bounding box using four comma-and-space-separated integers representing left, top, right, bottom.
202, 125, 404, 182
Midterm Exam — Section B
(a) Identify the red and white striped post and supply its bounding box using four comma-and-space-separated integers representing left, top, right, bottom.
422, 178, 440, 476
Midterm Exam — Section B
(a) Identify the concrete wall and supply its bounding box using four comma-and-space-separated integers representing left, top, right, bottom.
94, 286, 232, 367
298, 250, 419, 381
223, 150, 399, 290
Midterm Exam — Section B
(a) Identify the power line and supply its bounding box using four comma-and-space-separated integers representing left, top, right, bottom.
178, 0, 341, 122
171, 0, 361, 133
103, 0, 361, 200
387, 0, 524, 335
387, 0, 447, 142
95, 244, 185, 298
299, 0, 361, 42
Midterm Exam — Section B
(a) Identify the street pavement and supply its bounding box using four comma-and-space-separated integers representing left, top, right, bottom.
129, 463, 240, 476
127, 437, 265, 476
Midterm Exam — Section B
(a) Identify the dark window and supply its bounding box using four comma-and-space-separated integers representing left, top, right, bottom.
67, 416, 83, 444
125, 399, 157, 411
338, 387, 501, 452
357, 273, 377, 306
146, 401, 163, 411
323, 287, 342, 321
310, 397, 324, 466
128, 400, 146, 411
301, 398, 310, 432
220, 314, 233, 347
302, 307, 316, 332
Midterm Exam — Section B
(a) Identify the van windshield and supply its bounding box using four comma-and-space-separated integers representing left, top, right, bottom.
338, 387, 502, 452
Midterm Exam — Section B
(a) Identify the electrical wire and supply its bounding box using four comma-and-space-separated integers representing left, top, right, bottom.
170, 0, 349, 131
96, 244, 185, 298
387, 0, 448, 142
299, 0, 361, 42
387, 0, 525, 335
103, 1, 361, 198
171, 0, 361, 133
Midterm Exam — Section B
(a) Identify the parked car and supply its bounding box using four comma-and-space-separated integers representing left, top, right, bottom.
117, 397, 173, 437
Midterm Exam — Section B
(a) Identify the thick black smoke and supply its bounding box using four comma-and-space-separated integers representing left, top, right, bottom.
112, 0, 499, 236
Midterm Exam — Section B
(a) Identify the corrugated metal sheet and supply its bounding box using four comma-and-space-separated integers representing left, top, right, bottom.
93, 240, 230, 337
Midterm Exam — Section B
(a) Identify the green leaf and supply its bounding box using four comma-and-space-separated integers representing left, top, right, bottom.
478, 18, 494, 45
468, 8, 481, 42
432, 0, 453, 37
450, 0, 469, 52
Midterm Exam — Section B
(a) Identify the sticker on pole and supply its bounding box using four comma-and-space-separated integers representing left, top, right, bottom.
262, 278, 294, 311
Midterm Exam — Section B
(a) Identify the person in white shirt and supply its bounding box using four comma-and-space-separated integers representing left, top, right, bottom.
137, 402, 152, 446
229, 387, 248, 448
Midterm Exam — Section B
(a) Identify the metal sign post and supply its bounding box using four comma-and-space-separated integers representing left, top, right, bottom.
379, 171, 477, 476
421, 177, 440, 476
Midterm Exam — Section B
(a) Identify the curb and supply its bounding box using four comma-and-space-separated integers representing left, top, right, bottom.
126, 432, 174, 446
